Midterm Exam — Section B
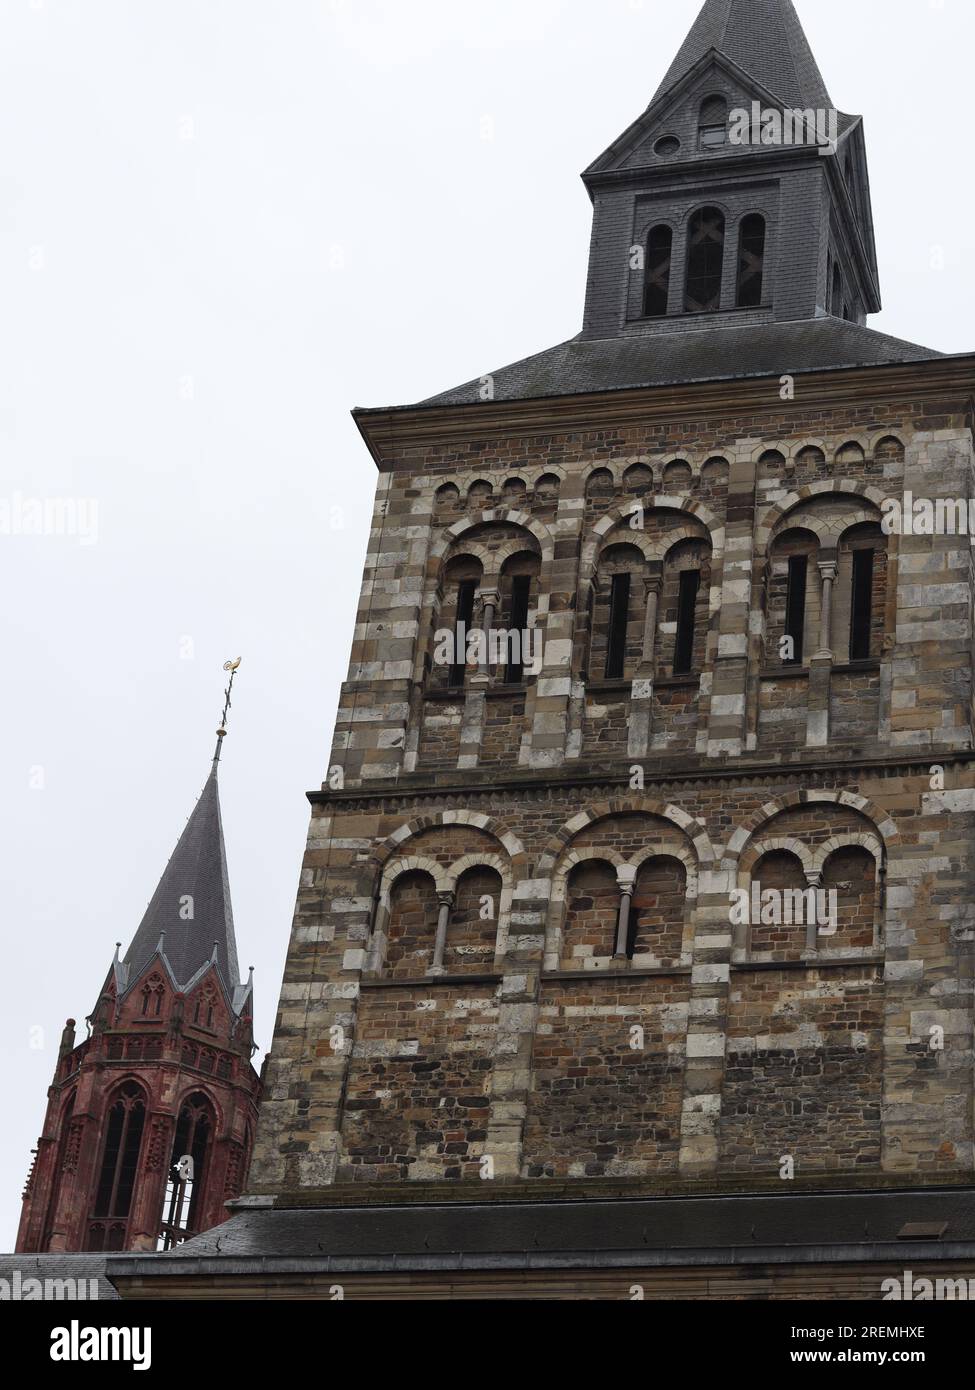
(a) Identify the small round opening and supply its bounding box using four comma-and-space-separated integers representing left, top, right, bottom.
654, 135, 681, 158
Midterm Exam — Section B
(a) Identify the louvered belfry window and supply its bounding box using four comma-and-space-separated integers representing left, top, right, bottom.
736, 214, 766, 307
684, 207, 725, 312
643, 225, 673, 317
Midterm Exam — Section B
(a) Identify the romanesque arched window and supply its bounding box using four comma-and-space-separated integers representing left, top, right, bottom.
736, 214, 766, 307
434, 554, 482, 689
447, 866, 503, 973
767, 528, 819, 666
627, 857, 686, 963
837, 522, 887, 662
591, 543, 645, 681
644, 225, 673, 316
657, 539, 711, 676
821, 846, 877, 950
159, 1092, 214, 1249
562, 860, 619, 965
385, 870, 439, 979
749, 849, 809, 960
91, 1082, 146, 1232
499, 551, 539, 684
685, 207, 725, 312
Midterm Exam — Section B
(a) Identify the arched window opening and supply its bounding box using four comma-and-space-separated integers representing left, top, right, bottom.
643, 225, 673, 317
447, 866, 503, 974
385, 870, 439, 979
434, 555, 482, 690
749, 850, 808, 959
839, 522, 887, 663
784, 555, 807, 665
767, 529, 818, 667
657, 539, 711, 677
685, 207, 725, 312
585, 468, 616, 514
434, 483, 460, 518
500, 552, 539, 684
193, 984, 217, 1030
591, 543, 644, 682
91, 1083, 146, 1234
627, 857, 686, 962
606, 573, 631, 680
535, 473, 561, 505
141, 976, 164, 1018
822, 846, 877, 949
501, 477, 527, 508
673, 570, 700, 675
562, 860, 619, 965
698, 95, 728, 148
623, 463, 653, 496
467, 479, 493, 509
736, 214, 766, 307
158, 1092, 213, 1250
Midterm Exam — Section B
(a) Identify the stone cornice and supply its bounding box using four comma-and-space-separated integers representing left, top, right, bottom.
308, 748, 975, 809
353, 356, 975, 468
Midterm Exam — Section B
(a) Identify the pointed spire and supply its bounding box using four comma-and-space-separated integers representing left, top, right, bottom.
652, 0, 832, 112
120, 662, 245, 1005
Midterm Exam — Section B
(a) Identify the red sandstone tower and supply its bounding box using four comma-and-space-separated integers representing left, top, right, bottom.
16, 699, 260, 1254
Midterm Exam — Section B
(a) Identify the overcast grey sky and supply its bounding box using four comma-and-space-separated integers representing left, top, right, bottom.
1, 0, 972, 1248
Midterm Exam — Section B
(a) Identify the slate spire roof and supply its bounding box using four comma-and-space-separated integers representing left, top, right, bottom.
356, 0, 945, 415
652, 0, 832, 110
119, 755, 246, 1011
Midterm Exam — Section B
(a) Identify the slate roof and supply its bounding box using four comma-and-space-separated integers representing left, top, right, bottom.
652, 0, 833, 111
0, 1253, 125, 1299
121, 764, 242, 1002
108, 1186, 975, 1277
417, 319, 943, 408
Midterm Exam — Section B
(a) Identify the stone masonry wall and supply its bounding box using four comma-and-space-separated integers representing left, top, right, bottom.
250, 381, 975, 1197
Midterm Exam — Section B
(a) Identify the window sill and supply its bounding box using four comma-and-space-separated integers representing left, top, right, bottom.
361, 972, 504, 990
543, 966, 692, 982
832, 659, 881, 675
733, 954, 883, 973
586, 675, 701, 694
424, 681, 534, 700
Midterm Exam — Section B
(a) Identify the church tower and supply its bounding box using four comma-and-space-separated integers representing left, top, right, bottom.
17, 686, 260, 1254
114, 1, 975, 1298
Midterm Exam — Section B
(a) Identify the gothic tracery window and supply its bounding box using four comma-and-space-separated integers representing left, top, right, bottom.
90, 1082, 146, 1236
159, 1092, 214, 1249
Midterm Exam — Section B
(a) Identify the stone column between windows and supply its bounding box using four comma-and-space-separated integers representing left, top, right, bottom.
471, 587, 500, 683
803, 870, 823, 954
614, 865, 637, 957
807, 558, 837, 747
678, 864, 733, 1175
429, 891, 455, 975
628, 574, 662, 759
